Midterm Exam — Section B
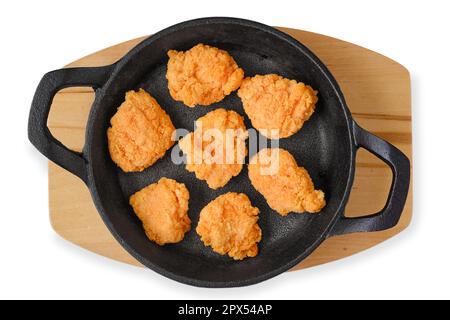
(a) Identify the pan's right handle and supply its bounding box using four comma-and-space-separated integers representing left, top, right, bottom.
328, 122, 411, 237
28, 65, 114, 183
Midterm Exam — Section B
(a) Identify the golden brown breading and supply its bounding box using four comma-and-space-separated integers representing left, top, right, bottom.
248, 148, 325, 215
107, 89, 175, 172
237, 74, 318, 139
129, 178, 190, 245
178, 108, 248, 189
196, 192, 262, 260
166, 44, 244, 107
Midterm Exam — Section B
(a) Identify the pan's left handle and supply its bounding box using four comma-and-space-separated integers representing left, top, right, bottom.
28, 65, 114, 184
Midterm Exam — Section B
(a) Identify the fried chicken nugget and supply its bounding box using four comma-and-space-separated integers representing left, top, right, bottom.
196, 192, 262, 260
107, 89, 175, 172
248, 148, 325, 215
129, 178, 190, 245
237, 74, 318, 139
166, 44, 244, 107
178, 108, 248, 189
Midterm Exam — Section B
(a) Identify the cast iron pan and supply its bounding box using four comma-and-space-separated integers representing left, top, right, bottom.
28, 17, 410, 287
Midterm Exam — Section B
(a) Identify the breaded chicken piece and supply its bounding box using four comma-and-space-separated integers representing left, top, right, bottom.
178, 108, 248, 189
196, 192, 262, 260
107, 89, 175, 172
129, 178, 190, 245
237, 74, 318, 139
166, 44, 244, 107
248, 148, 325, 215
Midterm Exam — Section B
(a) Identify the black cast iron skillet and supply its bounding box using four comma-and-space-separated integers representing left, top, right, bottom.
28, 17, 410, 287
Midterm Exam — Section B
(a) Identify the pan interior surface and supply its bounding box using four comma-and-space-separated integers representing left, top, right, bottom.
87, 20, 353, 286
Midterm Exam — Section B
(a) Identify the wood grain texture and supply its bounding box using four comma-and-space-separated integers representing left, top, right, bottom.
47, 27, 412, 270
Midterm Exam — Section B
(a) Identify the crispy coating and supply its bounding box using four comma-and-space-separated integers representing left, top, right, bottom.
166, 44, 244, 107
129, 178, 191, 245
238, 74, 318, 139
107, 89, 175, 172
178, 108, 248, 189
248, 148, 325, 215
196, 192, 262, 260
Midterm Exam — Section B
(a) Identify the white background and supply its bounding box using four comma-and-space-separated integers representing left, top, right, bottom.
1, 0, 449, 300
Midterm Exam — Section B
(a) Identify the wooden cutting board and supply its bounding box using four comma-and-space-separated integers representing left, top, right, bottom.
47, 27, 412, 270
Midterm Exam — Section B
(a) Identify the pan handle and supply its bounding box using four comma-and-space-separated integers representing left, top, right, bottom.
328, 121, 410, 237
28, 65, 114, 184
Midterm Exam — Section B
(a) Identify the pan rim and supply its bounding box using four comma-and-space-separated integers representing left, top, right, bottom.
84, 17, 357, 287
